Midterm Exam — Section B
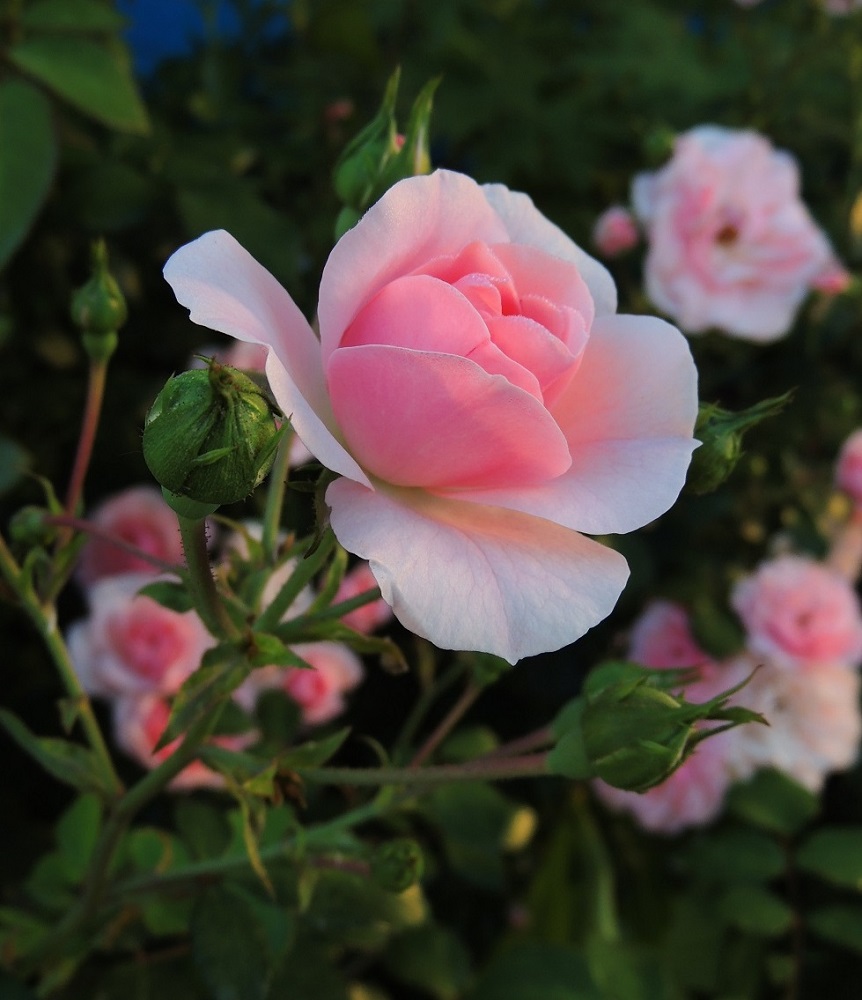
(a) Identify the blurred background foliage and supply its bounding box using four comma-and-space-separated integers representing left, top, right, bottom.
2, 1, 862, 997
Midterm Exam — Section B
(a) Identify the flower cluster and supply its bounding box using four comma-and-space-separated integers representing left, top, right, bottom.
593, 125, 849, 343
67, 486, 387, 787
595, 435, 862, 833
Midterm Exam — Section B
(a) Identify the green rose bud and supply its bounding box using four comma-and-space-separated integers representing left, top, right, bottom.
143, 358, 282, 512
686, 391, 793, 495
549, 661, 766, 792
8, 505, 57, 548
370, 838, 425, 893
70, 240, 128, 361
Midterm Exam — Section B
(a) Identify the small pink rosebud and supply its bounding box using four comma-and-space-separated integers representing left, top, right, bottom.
836, 429, 862, 507
591, 205, 639, 257
812, 259, 853, 296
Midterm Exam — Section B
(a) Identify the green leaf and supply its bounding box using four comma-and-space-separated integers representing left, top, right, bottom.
469, 943, 601, 1000
0, 708, 113, 796
174, 799, 232, 861
0, 80, 56, 270
796, 827, 862, 889
385, 924, 471, 1000
808, 904, 862, 954
137, 580, 194, 613
283, 727, 351, 769
7, 36, 149, 133
726, 769, 819, 836
56, 794, 102, 882
717, 885, 793, 937
190, 885, 272, 1000
21, 0, 127, 32
686, 827, 785, 883
248, 632, 307, 669
157, 646, 250, 749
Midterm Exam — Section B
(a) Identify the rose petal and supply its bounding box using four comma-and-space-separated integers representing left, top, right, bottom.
445, 313, 698, 534
326, 344, 571, 489
482, 183, 618, 317
326, 478, 630, 663
319, 171, 510, 361
164, 230, 370, 487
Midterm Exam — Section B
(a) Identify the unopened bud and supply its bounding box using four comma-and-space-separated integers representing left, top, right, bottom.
142, 358, 281, 514
8, 505, 56, 548
370, 838, 424, 893
71, 240, 127, 361
686, 391, 793, 495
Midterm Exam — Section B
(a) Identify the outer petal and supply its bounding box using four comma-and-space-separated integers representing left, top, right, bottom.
164, 230, 370, 487
326, 345, 572, 489
445, 314, 698, 534
482, 183, 618, 317
326, 479, 630, 663
319, 171, 509, 361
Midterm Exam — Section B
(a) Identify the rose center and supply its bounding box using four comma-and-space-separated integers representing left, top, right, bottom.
715, 223, 739, 246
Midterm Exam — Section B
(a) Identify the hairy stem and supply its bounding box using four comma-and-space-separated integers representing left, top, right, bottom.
177, 514, 238, 639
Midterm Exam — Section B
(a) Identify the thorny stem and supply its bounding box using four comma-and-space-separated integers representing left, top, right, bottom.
177, 514, 238, 639
392, 660, 468, 763
298, 751, 550, 787
0, 533, 121, 796
63, 359, 109, 523
475, 725, 555, 760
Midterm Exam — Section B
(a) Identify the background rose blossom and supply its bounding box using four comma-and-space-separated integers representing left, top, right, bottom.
164, 169, 698, 663
67, 573, 215, 696
76, 486, 184, 587
725, 655, 862, 791
632, 125, 834, 342
591, 205, 639, 257
730, 554, 862, 669
836, 429, 862, 506
235, 641, 364, 726
627, 600, 716, 672
112, 695, 251, 790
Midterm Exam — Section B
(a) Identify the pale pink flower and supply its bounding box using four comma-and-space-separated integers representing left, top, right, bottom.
627, 600, 715, 672
633, 125, 834, 342
592, 206, 639, 257
731, 554, 862, 669
725, 654, 862, 792
822, 0, 862, 13
835, 430, 862, 507
594, 728, 735, 835
164, 169, 698, 662
113, 695, 251, 790
335, 562, 393, 633
236, 641, 364, 726
67, 573, 214, 697
76, 486, 184, 587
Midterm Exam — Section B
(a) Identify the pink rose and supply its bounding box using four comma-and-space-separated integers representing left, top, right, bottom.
335, 562, 393, 633
633, 125, 833, 342
725, 655, 861, 792
591, 206, 639, 257
836, 430, 862, 507
164, 169, 698, 662
76, 486, 184, 587
594, 728, 734, 834
113, 695, 251, 790
67, 573, 214, 696
627, 600, 715, 673
730, 555, 862, 668
236, 641, 364, 726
